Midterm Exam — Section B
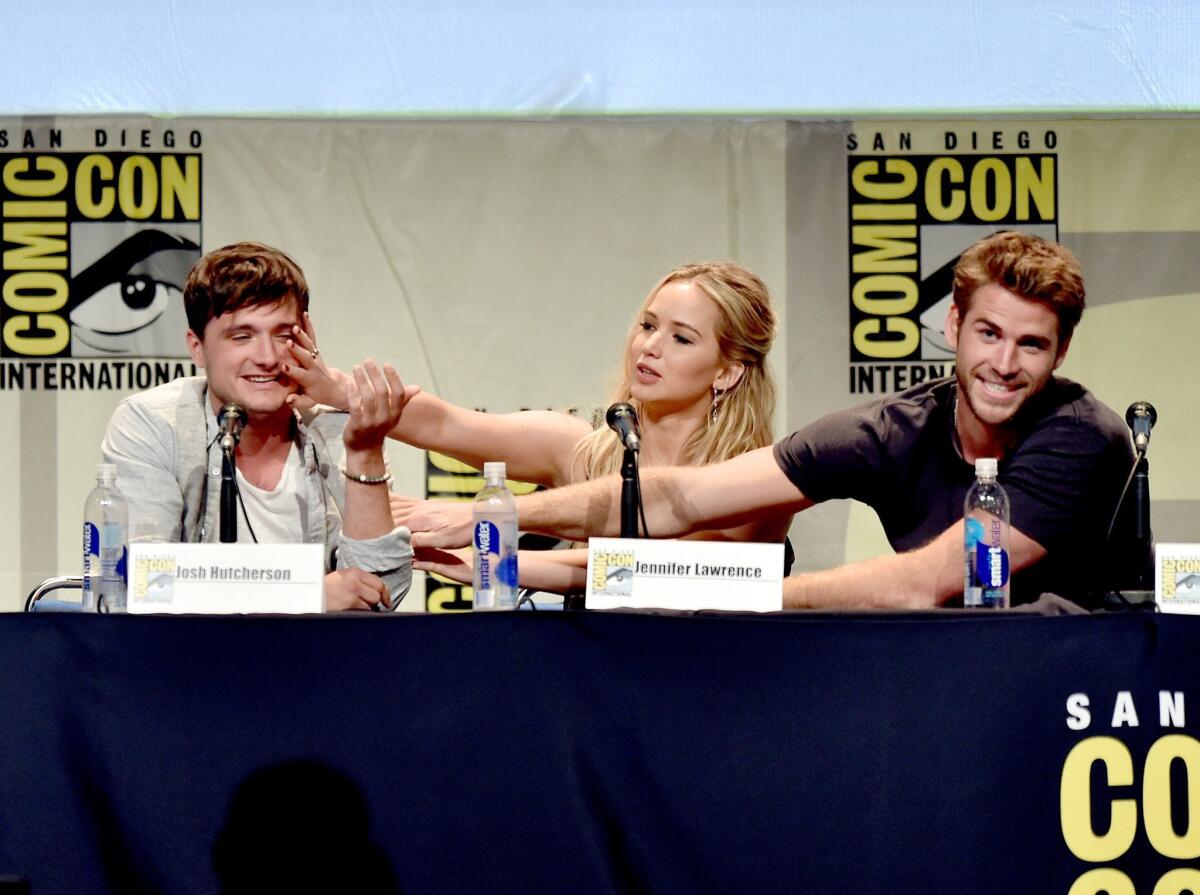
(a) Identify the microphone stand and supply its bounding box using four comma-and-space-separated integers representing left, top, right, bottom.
567, 453, 641, 612
220, 436, 238, 543
1130, 452, 1154, 591
619, 446, 641, 539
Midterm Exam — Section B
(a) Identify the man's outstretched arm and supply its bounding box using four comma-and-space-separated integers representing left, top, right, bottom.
784, 520, 1049, 609
407, 445, 813, 549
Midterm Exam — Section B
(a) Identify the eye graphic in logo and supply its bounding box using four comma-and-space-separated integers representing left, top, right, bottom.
69, 228, 200, 357
1178, 573, 1200, 595
606, 566, 632, 584
603, 563, 633, 594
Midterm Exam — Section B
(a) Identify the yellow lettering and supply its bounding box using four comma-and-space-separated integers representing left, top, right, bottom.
851, 225, 917, 274
1, 200, 66, 217
925, 157, 965, 221
852, 274, 918, 316
592, 560, 608, 592
2, 222, 67, 270
426, 584, 471, 613
160, 155, 200, 220
850, 159, 917, 201
75, 155, 116, 218
1143, 734, 1200, 859
1061, 736, 1137, 862
427, 451, 479, 475
852, 318, 919, 358
427, 475, 485, 494
118, 155, 158, 219
1153, 868, 1200, 895
2, 156, 67, 197
1015, 156, 1055, 220
851, 203, 917, 221
1067, 868, 1135, 895
2, 314, 70, 355
2, 271, 68, 313
969, 158, 1012, 222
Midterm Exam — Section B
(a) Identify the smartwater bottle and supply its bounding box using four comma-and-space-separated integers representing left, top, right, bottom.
964, 457, 1011, 609
472, 461, 519, 610
83, 463, 129, 612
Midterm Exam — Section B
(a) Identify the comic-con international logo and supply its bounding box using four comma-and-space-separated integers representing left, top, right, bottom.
846, 142, 1058, 394
591, 551, 634, 597
0, 147, 201, 389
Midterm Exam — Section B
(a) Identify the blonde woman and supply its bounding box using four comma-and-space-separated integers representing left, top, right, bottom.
286, 261, 790, 592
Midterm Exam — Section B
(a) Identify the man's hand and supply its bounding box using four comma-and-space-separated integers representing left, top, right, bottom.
342, 361, 412, 453
324, 568, 391, 611
391, 494, 474, 549
413, 545, 472, 585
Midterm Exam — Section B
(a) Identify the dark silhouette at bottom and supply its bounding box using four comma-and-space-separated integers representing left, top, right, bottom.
213, 759, 399, 895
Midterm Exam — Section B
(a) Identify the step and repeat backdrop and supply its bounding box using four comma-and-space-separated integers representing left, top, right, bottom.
0, 116, 1196, 609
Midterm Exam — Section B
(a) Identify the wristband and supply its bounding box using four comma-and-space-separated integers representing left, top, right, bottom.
340, 465, 392, 486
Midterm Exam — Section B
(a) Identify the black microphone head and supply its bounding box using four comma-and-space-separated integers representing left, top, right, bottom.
217, 403, 246, 448
605, 402, 640, 451
605, 402, 637, 429
1125, 401, 1157, 430
218, 402, 246, 427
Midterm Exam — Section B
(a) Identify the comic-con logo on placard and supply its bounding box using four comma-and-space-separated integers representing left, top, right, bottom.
844, 127, 1059, 395
591, 550, 635, 597
0, 124, 202, 390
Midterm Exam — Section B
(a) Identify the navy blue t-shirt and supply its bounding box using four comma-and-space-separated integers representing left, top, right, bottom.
772, 377, 1136, 606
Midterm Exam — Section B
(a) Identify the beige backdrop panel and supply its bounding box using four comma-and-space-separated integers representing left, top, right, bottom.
3, 117, 787, 610
785, 118, 1200, 569
6, 116, 1196, 610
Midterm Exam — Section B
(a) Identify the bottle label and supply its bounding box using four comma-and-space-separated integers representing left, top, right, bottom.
964, 517, 983, 551
83, 521, 100, 592
964, 515, 1009, 607
974, 540, 1010, 588
84, 521, 100, 559
474, 520, 497, 592
497, 553, 518, 589
116, 545, 128, 583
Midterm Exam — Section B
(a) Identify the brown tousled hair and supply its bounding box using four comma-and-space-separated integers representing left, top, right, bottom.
952, 231, 1085, 345
184, 242, 309, 336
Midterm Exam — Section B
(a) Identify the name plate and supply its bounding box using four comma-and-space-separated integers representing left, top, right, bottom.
1155, 543, 1200, 614
586, 537, 783, 612
127, 543, 325, 614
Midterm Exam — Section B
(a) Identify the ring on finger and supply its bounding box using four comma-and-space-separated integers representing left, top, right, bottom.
310, 346, 320, 359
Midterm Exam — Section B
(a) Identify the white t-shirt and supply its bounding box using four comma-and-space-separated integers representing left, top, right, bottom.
235, 443, 307, 544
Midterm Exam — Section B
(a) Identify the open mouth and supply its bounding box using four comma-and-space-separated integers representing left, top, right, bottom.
977, 379, 1022, 401
635, 364, 661, 382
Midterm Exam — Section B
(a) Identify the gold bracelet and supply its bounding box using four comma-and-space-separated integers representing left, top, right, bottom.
340, 465, 392, 486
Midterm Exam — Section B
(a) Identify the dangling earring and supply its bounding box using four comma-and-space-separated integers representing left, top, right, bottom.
710, 387, 725, 424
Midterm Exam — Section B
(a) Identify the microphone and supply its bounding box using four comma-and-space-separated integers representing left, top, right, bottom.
1125, 401, 1157, 453
606, 402, 641, 453
217, 402, 246, 454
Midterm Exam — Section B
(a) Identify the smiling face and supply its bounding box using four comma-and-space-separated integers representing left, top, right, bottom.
186, 297, 302, 421
946, 282, 1067, 438
627, 279, 742, 414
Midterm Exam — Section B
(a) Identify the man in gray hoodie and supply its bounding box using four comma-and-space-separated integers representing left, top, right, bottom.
102, 242, 412, 610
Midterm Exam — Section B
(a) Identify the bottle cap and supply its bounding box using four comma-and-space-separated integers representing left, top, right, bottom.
974, 457, 998, 477
482, 461, 506, 481
97, 462, 118, 480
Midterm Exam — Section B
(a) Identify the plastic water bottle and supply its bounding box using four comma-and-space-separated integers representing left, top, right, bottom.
83, 463, 129, 612
472, 461, 519, 610
964, 457, 1010, 608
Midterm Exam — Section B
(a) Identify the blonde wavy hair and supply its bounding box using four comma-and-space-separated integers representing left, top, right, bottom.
572, 261, 777, 482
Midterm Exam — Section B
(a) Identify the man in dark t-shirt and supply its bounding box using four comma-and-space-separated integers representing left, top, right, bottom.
772, 375, 1132, 606
407, 232, 1139, 609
